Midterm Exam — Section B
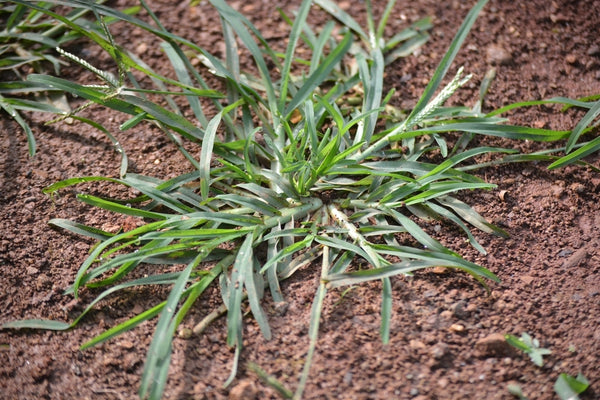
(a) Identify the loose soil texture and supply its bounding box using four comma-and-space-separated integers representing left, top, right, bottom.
1, 1, 600, 399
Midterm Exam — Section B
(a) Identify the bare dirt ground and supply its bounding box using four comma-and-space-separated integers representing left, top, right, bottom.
1, 1, 600, 399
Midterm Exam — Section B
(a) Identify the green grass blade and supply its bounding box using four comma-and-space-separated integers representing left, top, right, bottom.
384, 34, 430, 65
43, 176, 122, 194
380, 277, 392, 344
260, 235, 314, 274
435, 196, 508, 237
315, 235, 379, 268
210, 0, 277, 111
226, 233, 253, 346
161, 41, 209, 127
314, 0, 368, 42
199, 111, 222, 200
356, 49, 384, 145
1, 319, 71, 330
548, 135, 600, 169
402, 122, 570, 142
376, 0, 397, 43
0, 99, 36, 156
565, 99, 600, 152
285, 31, 353, 118
404, 182, 495, 205
244, 257, 271, 340
424, 202, 486, 254
406, 0, 488, 123
382, 206, 449, 253
69, 115, 128, 177
418, 146, 517, 182
384, 16, 432, 50
222, 233, 254, 386
294, 242, 330, 400
49, 218, 114, 241
76, 194, 166, 219
324, 260, 438, 288
139, 252, 206, 400
278, 0, 312, 112
309, 20, 336, 74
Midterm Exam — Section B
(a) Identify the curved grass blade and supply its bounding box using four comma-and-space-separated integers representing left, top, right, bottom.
314, 0, 367, 42
565, 98, 600, 152
548, 135, 600, 169
49, 218, 115, 241
1, 319, 71, 330
0, 98, 36, 155
402, 123, 570, 142
285, 31, 353, 118
380, 277, 392, 344
209, 0, 277, 112
293, 242, 330, 400
223, 233, 254, 387
139, 250, 209, 400
406, 0, 489, 123
278, 0, 312, 112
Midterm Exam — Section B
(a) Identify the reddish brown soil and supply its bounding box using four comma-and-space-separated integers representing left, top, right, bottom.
1, 1, 600, 399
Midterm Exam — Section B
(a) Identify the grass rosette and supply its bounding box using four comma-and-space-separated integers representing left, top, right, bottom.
2, 0, 599, 399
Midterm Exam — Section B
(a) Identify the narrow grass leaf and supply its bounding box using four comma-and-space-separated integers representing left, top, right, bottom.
278, 0, 312, 112
425, 202, 486, 254
405, 123, 570, 142
1, 319, 71, 330
383, 207, 448, 253
315, 236, 377, 267
565, 99, 599, 153
309, 21, 336, 74
380, 277, 392, 344
324, 260, 439, 288
139, 252, 206, 400
549, 135, 600, 169
0, 99, 36, 155
161, 41, 209, 127
285, 31, 353, 118
210, 0, 277, 111
77, 194, 167, 220
384, 34, 429, 65
244, 258, 271, 340
435, 196, 508, 237
294, 276, 327, 399
200, 112, 222, 200
418, 146, 517, 181
70, 116, 128, 177
218, 194, 280, 217
404, 182, 495, 205
43, 176, 122, 194
406, 0, 488, 122
260, 235, 314, 273
314, 0, 367, 41
49, 219, 114, 241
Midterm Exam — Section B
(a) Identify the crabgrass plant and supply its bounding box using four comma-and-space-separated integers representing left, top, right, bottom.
2, 0, 599, 399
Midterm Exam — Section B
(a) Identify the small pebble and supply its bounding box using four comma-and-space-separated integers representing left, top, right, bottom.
475, 333, 514, 357
178, 327, 193, 339
565, 54, 577, 64
588, 44, 600, 57
486, 44, 513, 65
229, 380, 257, 400
431, 343, 449, 359
452, 300, 470, 319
